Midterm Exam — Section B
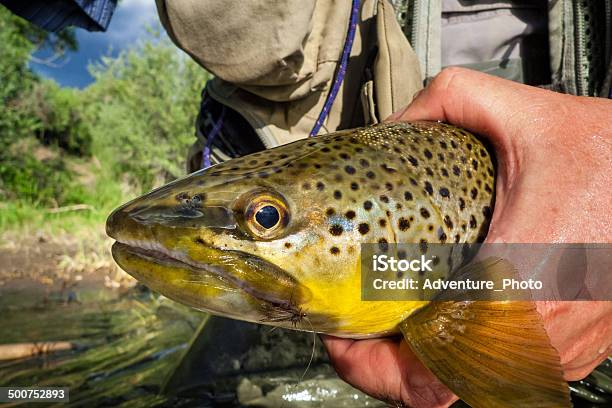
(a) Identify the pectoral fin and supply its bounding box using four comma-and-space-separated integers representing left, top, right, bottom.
400, 260, 571, 407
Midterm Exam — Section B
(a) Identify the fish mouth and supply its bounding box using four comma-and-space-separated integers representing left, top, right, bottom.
111, 239, 310, 325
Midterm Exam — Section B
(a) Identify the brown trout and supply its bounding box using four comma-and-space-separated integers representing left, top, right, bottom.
106, 122, 570, 407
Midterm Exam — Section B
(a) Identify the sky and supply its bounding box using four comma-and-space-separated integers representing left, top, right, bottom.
31, 0, 163, 88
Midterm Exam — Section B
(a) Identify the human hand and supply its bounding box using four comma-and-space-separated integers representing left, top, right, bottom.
323, 68, 612, 407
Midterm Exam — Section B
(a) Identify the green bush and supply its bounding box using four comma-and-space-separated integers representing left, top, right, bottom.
25, 81, 92, 156
0, 7, 211, 228
0, 153, 85, 206
84, 38, 211, 191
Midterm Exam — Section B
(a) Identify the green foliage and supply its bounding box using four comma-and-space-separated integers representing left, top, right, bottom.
0, 153, 81, 205
0, 6, 38, 145
0, 7, 211, 231
85, 38, 211, 190
26, 81, 93, 156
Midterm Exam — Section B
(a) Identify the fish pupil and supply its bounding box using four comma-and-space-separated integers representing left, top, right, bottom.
255, 205, 280, 229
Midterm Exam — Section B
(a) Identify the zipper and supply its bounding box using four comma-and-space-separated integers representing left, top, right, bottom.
604, 0, 611, 68
573, 1, 588, 96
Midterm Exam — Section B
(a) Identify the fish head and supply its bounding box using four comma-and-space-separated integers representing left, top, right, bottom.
107, 123, 495, 337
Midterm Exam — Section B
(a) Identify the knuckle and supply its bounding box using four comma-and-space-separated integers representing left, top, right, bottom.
429, 67, 468, 93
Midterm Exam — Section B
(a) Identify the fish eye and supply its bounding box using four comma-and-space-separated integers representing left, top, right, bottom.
255, 205, 280, 229
240, 191, 289, 240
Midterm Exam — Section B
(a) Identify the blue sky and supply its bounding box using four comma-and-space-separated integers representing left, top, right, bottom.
31, 0, 163, 88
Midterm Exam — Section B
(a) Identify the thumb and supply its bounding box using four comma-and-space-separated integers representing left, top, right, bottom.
388, 67, 560, 166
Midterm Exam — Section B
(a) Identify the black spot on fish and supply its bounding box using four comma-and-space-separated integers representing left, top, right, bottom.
363, 200, 373, 211
284, 242, 292, 249
472, 159, 479, 170
398, 218, 410, 231
484, 183, 493, 193
379, 195, 389, 203
334, 190, 342, 199
322, 147, 331, 153
379, 219, 387, 227
452, 165, 460, 176
381, 164, 397, 173
444, 215, 453, 229
344, 166, 356, 177
438, 153, 445, 162
302, 182, 311, 190
408, 156, 418, 167
345, 210, 356, 219
350, 182, 359, 191
482, 206, 492, 218
378, 238, 389, 252
410, 178, 418, 186
424, 182, 433, 195
471, 188, 478, 199
426, 167, 434, 176
330, 246, 340, 255
424, 149, 433, 159
385, 182, 393, 191
330, 224, 343, 236
340, 153, 350, 160
316, 182, 325, 191
440, 141, 447, 149
466, 143, 472, 150
419, 239, 428, 254
326, 208, 335, 216
366, 171, 376, 179
404, 191, 413, 201
439, 187, 450, 198
438, 229, 447, 243
441, 168, 449, 177
420, 208, 430, 218
459, 197, 466, 211
359, 159, 369, 168
470, 215, 477, 229
358, 223, 370, 234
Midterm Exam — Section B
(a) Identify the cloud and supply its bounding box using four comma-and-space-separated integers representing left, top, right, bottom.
104, 0, 161, 42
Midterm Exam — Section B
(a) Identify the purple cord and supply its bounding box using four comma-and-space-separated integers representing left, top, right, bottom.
310, 0, 361, 137
201, 105, 226, 169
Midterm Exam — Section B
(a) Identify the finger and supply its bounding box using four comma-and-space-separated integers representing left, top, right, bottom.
386, 67, 566, 164
322, 335, 457, 407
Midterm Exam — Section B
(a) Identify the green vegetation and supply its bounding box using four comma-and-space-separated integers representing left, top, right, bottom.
0, 7, 211, 232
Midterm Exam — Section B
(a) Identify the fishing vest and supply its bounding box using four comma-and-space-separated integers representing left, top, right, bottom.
155, 0, 612, 172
